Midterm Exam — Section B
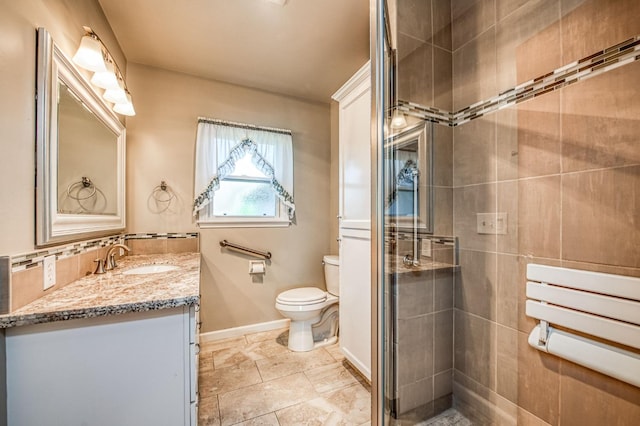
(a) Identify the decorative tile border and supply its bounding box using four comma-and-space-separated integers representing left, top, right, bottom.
125, 232, 199, 240
9, 232, 199, 272
397, 35, 640, 127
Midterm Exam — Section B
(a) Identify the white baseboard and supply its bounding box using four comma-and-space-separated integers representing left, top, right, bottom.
199, 319, 290, 342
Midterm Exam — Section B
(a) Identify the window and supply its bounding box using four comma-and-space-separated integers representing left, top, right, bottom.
193, 120, 295, 228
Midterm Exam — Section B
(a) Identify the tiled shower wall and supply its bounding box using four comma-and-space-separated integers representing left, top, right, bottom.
450, 0, 640, 424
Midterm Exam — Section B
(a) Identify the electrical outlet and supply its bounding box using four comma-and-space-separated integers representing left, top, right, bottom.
43, 255, 56, 290
421, 239, 432, 257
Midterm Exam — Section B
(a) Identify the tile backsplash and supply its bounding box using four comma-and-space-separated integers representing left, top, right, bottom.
1, 232, 199, 313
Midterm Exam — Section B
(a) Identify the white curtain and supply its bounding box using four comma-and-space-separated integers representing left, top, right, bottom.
193, 121, 295, 218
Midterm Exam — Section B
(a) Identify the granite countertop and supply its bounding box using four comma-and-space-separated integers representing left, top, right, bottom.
0, 253, 200, 328
386, 256, 457, 274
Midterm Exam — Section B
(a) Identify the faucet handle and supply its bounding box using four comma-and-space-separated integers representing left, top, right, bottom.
107, 253, 117, 270
93, 259, 106, 274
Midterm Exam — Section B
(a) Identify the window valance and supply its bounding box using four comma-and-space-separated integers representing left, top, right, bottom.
193, 119, 295, 219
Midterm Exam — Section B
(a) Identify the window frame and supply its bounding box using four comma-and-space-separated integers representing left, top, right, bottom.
197, 166, 291, 229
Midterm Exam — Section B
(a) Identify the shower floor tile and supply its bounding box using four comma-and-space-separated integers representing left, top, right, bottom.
198, 328, 371, 425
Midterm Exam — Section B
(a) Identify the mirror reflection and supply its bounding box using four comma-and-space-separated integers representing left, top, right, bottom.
57, 81, 117, 215
384, 122, 433, 232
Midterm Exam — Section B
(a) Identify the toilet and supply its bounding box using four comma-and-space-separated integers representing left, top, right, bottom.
275, 255, 339, 352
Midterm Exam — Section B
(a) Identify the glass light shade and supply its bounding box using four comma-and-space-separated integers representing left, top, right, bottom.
103, 80, 128, 104
113, 93, 136, 116
390, 110, 407, 129
90, 61, 119, 90
72, 35, 107, 72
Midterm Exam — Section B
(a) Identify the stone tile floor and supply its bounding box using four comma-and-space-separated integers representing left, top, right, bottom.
198, 328, 372, 425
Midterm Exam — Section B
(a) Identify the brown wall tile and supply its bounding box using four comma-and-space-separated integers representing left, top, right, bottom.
514, 21, 562, 86
434, 370, 453, 399
433, 46, 453, 111
434, 268, 454, 311
561, 61, 640, 173
496, 0, 560, 93
434, 124, 453, 187
397, 314, 435, 384
11, 266, 44, 311
399, 42, 434, 107
434, 309, 453, 372
497, 181, 518, 254
559, 359, 640, 425
517, 330, 560, 424
395, 269, 434, 319
516, 91, 561, 178
496, 106, 519, 181
454, 309, 497, 390
561, 0, 640, 63
518, 176, 561, 259
166, 237, 199, 253
496, 325, 518, 403
496, 0, 530, 21
55, 255, 79, 288
455, 249, 497, 321
496, 253, 519, 329
397, 0, 433, 43
434, 187, 453, 236
517, 408, 552, 426
453, 28, 497, 109
453, 183, 497, 252
128, 238, 168, 255
432, 0, 452, 50
452, 0, 496, 51
562, 165, 640, 268
453, 115, 496, 186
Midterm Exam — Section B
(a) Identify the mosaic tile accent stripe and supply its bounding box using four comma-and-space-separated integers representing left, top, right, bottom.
125, 232, 199, 240
9, 232, 199, 271
397, 35, 640, 127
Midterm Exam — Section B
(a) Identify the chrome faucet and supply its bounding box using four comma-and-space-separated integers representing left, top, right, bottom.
104, 243, 131, 271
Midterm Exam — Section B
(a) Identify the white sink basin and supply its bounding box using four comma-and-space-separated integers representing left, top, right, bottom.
122, 264, 179, 275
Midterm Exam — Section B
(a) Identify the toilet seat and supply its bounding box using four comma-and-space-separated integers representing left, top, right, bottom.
276, 287, 326, 306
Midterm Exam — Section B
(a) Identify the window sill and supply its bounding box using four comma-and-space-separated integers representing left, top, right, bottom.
197, 218, 291, 229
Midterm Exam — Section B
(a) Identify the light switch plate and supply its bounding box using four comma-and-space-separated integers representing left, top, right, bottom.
421, 239, 432, 257
43, 255, 56, 290
477, 213, 508, 235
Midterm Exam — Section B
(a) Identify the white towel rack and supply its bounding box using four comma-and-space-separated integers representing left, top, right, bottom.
526, 264, 640, 388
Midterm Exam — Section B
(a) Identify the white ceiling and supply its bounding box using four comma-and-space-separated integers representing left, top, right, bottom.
98, 0, 370, 103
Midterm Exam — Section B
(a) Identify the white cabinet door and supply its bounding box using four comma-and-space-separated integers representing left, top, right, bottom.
339, 228, 372, 380
332, 61, 371, 380
6, 307, 196, 426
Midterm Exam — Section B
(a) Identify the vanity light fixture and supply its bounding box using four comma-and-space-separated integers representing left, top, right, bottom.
73, 26, 135, 116
265, 0, 288, 5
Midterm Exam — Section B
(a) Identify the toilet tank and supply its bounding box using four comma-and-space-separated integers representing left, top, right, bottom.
323, 255, 340, 296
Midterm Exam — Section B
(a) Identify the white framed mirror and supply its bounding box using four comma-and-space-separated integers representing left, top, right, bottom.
384, 122, 434, 233
36, 28, 125, 246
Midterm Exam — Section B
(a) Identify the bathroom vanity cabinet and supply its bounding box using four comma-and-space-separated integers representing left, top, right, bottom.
5, 305, 199, 426
0, 253, 201, 426
332, 61, 372, 380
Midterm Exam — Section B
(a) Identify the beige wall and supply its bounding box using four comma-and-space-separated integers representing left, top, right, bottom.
0, 0, 124, 255
125, 63, 333, 332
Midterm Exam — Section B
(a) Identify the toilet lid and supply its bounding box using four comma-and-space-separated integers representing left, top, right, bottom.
277, 287, 327, 305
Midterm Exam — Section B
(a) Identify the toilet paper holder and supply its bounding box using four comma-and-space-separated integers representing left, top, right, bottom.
249, 260, 266, 275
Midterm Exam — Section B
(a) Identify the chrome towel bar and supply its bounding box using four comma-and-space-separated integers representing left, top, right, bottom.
219, 240, 272, 259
